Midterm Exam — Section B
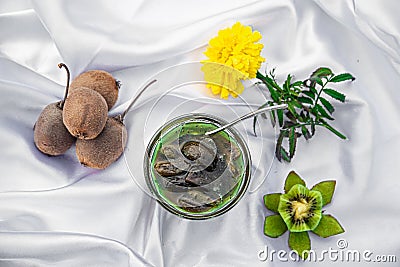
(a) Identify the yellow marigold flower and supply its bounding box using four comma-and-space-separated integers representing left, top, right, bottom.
202, 22, 265, 99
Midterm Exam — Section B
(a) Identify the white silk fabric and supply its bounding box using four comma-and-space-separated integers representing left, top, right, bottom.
1, 0, 399, 266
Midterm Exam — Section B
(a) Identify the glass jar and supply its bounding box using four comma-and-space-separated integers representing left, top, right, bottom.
144, 113, 251, 220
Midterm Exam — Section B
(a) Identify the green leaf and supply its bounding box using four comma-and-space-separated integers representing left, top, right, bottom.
283, 121, 296, 128
254, 103, 272, 135
269, 88, 280, 103
284, 171, 306, 193
316, 104, 334, 120
289, 128, 297, 158
264, 193, 281, 212
312, 214, 345, 238
321, 122, 347, 139
301, 126, 311, 140
330, 73, 355, 83
284, 74, 292, 92
299, 110, 307, 121
264, 215, 288, 238
302, 90, 315, 100
285, 111, 297, 123
298, 96, 313, 105
287, 102, 298, 118
309, 67, 332, 87
312, 67, 333, 78
288, 232, 311, 259
256, 70, 265, 80
309, 86, 318, 95
311, 180, 336, 206
291, 81, 303, 88
297, 112, 305, 123
270, 110, 276, 128
291, 100, 303, 109
277, 109, 284, 127
275, 131, 284, 162
265, 73, 282, 92
265, 82, 280, 102
323, 89, 346, 102
314, 77, 323, 86
257, 72, 281, 102
319, 97, 335, 114
310, 121, 316, 136
280, 147, 291, 162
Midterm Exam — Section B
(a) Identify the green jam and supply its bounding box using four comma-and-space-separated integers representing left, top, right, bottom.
150, 121, 246, 216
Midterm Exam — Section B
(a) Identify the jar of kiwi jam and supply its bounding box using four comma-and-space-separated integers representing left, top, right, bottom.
144, 114, 251, 220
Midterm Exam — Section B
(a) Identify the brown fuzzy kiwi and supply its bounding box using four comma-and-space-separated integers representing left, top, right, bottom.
75, 80, 157, 169
70, 70, 120, 110
76, 117, 127, 169
63, 87, 108, 140
33, 63, 75, 156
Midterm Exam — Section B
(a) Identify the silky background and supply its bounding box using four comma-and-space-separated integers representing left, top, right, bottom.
0, 0, 399, 266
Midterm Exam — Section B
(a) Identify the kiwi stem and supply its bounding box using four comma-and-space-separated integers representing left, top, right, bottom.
57, 63, 70, 109
117, 79, 157, 122
116, 80, 121, 89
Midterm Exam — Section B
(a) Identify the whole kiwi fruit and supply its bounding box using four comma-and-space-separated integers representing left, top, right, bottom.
63, 87, 108, 140
33, 63, 75, 156
75, 80, 157, 169
70, 70, 120, 110
76, 117, 127, 169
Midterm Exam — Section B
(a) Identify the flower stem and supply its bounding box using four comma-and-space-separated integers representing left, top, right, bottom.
313, 79, 328, 111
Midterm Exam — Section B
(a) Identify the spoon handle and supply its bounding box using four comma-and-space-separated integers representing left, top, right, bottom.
205, 103, 288, 135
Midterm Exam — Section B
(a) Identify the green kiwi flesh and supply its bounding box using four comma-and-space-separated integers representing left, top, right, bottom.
278, 184, 323, 232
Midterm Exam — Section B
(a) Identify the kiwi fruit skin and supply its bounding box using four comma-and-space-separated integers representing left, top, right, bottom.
34, 102, 75, 156
63, 87, 108, 140
70, 70, 119, 110
75, 117, 127, 169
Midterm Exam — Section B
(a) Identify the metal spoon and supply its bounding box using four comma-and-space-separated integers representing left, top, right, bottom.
205, 103, 288, 135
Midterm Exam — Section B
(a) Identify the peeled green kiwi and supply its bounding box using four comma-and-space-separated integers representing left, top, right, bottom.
34, 63, 75, 156
75, 80, 157, 169
70, 70, 120, 110
63, 87, 108, 140
278, 184, 323, 232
